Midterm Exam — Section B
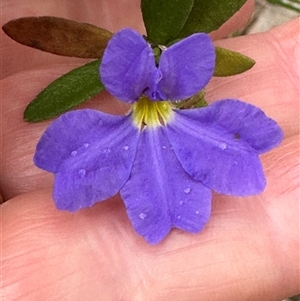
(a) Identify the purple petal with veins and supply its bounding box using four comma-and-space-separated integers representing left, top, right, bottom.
120, 126, 211, 244
100, 29, 215, 102
166, 99, 283, 196
34, 109, 139, 211
157, 33, 215, 100
100, 28, 157, 102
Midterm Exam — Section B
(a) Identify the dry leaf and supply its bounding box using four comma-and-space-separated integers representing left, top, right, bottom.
2, 16, 113, 58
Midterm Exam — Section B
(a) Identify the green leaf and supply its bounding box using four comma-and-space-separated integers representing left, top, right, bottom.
2, 17, 112, 58
176, 0, 247, 38
141, 0, 194, 45
175, 90, 208, 109
214, 47, 255, 76
24, 60, 104, 122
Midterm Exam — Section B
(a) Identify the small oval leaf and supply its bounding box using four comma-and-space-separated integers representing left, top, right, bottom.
214, 46, 255, 77
141, 0, 194, 45
24, 60, 104, 122
2, 16, 113, 58
176, 0, 247, 38
175, 90, 208, 109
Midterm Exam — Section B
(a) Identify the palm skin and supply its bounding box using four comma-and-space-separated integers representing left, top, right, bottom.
1, 0, 299, 300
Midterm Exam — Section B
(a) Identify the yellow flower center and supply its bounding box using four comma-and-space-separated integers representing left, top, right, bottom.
132, 96, 173, 128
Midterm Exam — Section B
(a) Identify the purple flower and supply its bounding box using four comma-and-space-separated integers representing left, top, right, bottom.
34, 29, 283, 244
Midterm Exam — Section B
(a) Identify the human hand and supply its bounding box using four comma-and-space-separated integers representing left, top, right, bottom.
1, 0, 299, 300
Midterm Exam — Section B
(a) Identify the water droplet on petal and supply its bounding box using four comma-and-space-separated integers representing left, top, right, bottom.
83, 143, 89, 148
179, 200, 184, 206
123, 145, 129, 151
162, 145, 167, 149
71, 150, 77, 156
184, 187, 191, 194
79, 169, 86, 176
219, 142, 227, 150
139, 213, 147, 219
98, 120, 103, 126
102, 147, 111, 154
177, 215, 181, 220
195, 211, 200, 215
152, 92, 158, 99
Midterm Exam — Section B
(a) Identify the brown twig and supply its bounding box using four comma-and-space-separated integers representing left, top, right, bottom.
0, 189, 4, 204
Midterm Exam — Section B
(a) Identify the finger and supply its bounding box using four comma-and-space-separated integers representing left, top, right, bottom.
1, 19, 298, 199
1, 0, 253, 78
2, 135, 299, 301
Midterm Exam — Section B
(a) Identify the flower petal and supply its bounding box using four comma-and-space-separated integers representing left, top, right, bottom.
166, 99, 282, 196
100, 28, 157, 103
34, 109, 139, 211
157, 33, 215, 100
120, 126, 211, 244
180, 99, 283, 153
